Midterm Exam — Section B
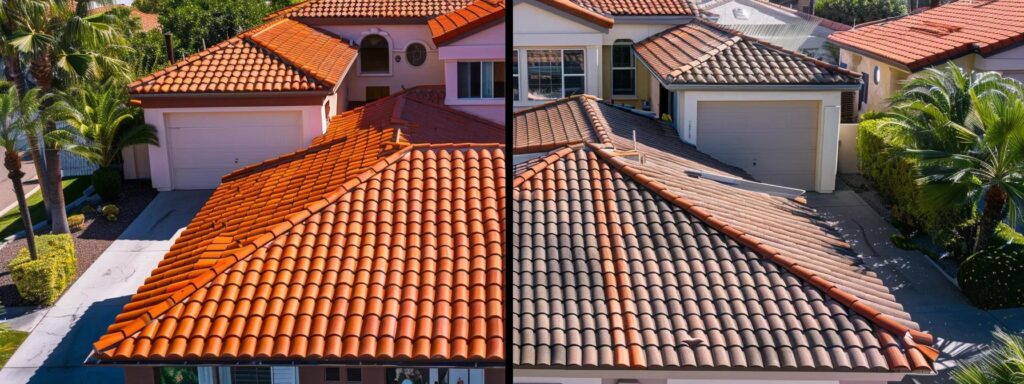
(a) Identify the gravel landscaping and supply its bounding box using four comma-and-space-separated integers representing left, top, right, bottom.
0, 180, 157, 307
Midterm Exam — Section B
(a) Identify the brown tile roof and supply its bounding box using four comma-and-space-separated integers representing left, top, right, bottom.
828, 0, 1024, 71
129, 19, 357, 95
314, 86, 506, 146
428, 0, 506, 45
570, 0, 697, 16
634, 20, 861, 86
276, 0, 474, 19
533, 0, 614, 28
511, 95, 937, 372
512, 145, 936, 372
92, 96, 506, 363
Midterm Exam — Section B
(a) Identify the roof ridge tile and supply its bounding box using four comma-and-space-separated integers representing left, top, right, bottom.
584, 142, 936, 371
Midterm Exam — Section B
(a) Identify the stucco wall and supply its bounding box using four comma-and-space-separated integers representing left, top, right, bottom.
601, 45, 652, 108
320, 24, 445, 102
440, 22, 506, 123
838, 50, 911, 114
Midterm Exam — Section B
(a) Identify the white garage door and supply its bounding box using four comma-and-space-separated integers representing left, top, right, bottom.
166, 111, 303, 189
696, 100, 819, 190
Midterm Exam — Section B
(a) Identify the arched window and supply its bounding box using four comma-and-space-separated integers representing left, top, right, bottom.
360, 34, 390, 74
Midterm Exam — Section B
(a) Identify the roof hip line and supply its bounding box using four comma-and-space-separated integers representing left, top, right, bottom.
584, 142, 939, 366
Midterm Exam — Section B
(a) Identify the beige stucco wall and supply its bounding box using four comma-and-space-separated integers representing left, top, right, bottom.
838, 50, 912, 113
601, 46, 652, 108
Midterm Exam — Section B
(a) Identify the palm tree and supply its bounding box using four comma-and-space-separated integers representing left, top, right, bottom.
4, 0, 131, 233
952, 329, 1024, 384
890, 63, 1023, 128
887, 89, 1024, 253
48, 81, 157, 201
0, 84, 48, 259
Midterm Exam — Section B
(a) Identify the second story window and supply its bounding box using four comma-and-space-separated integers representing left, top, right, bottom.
360, 34, 390, 74
406, 42, 427, 67
612, 40, 636, 96
512, 50, 519, 101
458, 61, 505, 99
527, 49, 584, 100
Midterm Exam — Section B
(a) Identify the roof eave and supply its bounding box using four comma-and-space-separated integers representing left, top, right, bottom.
663, 83, 864, 91
129, 90, 333, 99
828, 40, 919, 72
86, 355, 507, 368
511, 367, 927, 381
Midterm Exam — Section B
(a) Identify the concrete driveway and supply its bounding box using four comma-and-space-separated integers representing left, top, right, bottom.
806, 187, 1024, 383
0, 190, 212, 384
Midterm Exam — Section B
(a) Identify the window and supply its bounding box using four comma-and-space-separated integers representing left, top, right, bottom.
366, 86, 390, 102
387, 368, 486, 384
611, 40, 635, 96
512, 50, 519, 101
457, 62, 506, 99
360, 34, 390, 74
527, 49, 584, 100
406, 43, 427, 67
347, 368, 362, 384
326, 368, 341, 382
860, 71, 869, 106
157, 367, 199, 384
231, 367, 272, 384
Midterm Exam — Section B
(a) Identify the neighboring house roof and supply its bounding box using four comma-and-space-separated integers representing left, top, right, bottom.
90, 5, 161, 32
92, 87, 506, 363
634, 20, 861, 86
530, 0, 615, 28
274, 0, 474, 19
429, 0, 506, 45
313, 86, 506, 146
570, 0, 697, 16
828, 0, 1024, 71
129, 19, 357, 95
511, 95, 937, 373
699, 0, 850, 32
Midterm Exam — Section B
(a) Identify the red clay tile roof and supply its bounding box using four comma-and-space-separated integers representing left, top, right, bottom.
635, 20, 861, 86
828, 0, 1024, 71
314, 86, 506, 146
277, 0, 474, 19
90, 5, 161, 32
92, 96, 506, 363
429, 0, 506, 45
129, 19, 357, 95
570, 0, 697, 16
512, 95, 936, 372
513, 146, 936, 372
533, 0, 614, 28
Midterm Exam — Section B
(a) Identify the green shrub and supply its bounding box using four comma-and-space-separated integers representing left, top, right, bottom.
858, 119, 973, 253
91, 167, 122, 202
958, 225, 1024, 309
101, 204, 119, 222
67, 214, 85, 232
7, 234, 77, 305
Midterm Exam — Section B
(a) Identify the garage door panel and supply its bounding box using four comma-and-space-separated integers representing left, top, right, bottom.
696, 100, 819, 190
166, 111, 303, 190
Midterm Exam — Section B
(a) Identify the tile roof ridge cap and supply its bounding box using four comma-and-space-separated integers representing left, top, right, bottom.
513, 145, 581, 188
412, 142, 506, 150
577, 96, 613, 145
128, 36, 244, 91
585, 142, 936, 365
513, 94, 600, 116
702, 19, 862, 80
92, 145, 417, 357
264, 0, 315, 21
535, 0, 614, 27
242, 27, 337, 88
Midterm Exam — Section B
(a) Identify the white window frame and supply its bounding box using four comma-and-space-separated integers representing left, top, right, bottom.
524, 48, 586, 101
358, 29, 394, 76
611, 40, 636, 98
209, 366, 295, 384
457, 61, 506, 99
512, 49, 520, 102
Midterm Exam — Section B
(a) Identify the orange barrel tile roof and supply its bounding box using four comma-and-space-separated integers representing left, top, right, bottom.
512, 146, 935, 372
512, 95, 937, 372
428, 0, 506, 45
129, 19, 357, 95
89, 5, 161, 32
634, 20, 861, 86
274, 0, 475, 19
91, 95, 506, 364
828, 0, 1024, 71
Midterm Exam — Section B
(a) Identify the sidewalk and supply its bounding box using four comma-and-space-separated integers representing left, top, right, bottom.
805, 187, 1024, 383
0, 190, 212, 384
0, 154, 39, 217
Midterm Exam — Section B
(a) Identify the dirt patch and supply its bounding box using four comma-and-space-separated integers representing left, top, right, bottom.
0, 180, 157, 307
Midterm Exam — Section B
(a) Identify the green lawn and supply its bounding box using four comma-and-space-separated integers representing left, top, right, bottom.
0, 328, 28, 367
0, 177, 91, 239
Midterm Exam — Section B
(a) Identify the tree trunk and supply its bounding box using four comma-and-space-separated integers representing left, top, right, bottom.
2, 56, 48, 215
5, 150, 36, 260
31, 59, 68, 234
973, 185, 1008, 253
3, 56, 28, 96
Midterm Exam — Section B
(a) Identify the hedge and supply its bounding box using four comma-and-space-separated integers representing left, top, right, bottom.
857, 119, 973, 254
7, 234, 76, 305
958, 225, 1024, 309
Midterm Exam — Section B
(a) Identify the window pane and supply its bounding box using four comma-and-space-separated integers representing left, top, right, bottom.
612, 44, 633, 68
326, 368, 341, 381
612, 69, 635, 95
231, 367, 272, 384
459, 62, 484, 98
158, 367, 198, 384
360, 35, 389, 73
527, 50, 562, 100
565, 75, 584, 97
563, 50, 584, 74
512, 51, 519, 100
492, 62, 506, 98
348, 368, 362, 382
482, 62, 493, 98
388, 368, 431, 384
